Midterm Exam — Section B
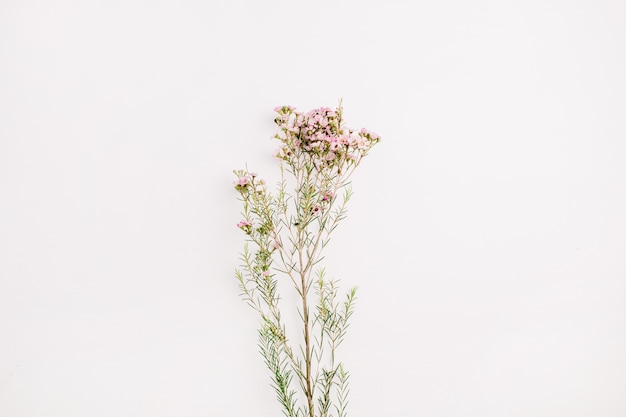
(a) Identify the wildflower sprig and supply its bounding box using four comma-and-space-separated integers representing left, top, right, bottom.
233, 103, 379, 417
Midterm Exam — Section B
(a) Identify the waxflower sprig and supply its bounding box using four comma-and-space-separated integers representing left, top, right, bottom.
233, 102, 379, 417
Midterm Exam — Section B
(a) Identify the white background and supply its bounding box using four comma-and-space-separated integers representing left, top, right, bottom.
1, 0, 625, 416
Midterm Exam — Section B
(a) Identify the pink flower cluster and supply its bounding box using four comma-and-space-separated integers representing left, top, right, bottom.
233, 171, 265, 194
273, 105, 380, 167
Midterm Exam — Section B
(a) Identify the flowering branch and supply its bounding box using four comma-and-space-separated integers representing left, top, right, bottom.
233, 102, 380, 417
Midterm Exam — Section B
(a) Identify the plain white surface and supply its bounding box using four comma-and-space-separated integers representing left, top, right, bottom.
1, 0, 625, 416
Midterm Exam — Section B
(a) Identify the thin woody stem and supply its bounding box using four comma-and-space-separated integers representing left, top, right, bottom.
300, 267, 314, 417
297, 163, 315, 417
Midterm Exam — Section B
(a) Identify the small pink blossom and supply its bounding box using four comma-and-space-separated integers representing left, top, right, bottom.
348, 132, 359, 146
274, 105, 295, 113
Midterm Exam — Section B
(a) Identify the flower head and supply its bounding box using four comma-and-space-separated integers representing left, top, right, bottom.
237, 220, 253, 234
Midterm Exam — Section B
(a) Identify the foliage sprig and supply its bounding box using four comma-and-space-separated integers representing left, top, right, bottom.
233, 102, 379, 417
